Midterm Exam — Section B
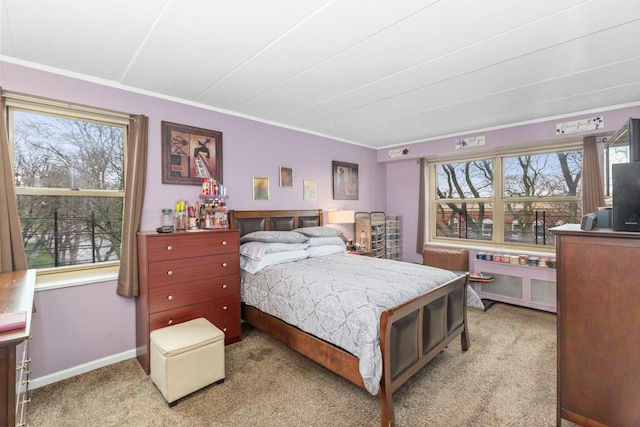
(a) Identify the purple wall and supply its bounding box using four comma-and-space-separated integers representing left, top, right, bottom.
1, 61, 384, 380
3, 60, 639, 382
383, 106, 640, 263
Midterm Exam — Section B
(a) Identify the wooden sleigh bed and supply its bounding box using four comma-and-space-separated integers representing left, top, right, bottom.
229, 209, 471, 427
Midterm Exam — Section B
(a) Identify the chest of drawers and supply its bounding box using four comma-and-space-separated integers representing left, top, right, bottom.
136, 230, 240, 374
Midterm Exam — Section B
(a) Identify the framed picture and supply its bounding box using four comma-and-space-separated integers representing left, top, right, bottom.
161, 121, 223, 185
279, 166, 294, 187
332, 161, 359, 200
253, 177, 270, 200
303, 180, 316, 200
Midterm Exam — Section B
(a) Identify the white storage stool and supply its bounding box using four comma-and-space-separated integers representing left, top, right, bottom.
150, 317, 225, 406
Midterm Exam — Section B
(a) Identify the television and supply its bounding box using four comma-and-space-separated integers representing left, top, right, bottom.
607, 118, 640, 231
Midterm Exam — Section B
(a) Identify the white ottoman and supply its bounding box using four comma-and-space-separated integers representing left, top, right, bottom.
150, 318, 225, 406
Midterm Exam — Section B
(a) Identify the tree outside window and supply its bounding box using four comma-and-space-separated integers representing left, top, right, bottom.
9, 104, 126, 270
433, 148, 582, 247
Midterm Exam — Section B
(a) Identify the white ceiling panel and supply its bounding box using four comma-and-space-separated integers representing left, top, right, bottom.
196, 0, 440, 108
300, 20, 640, 135
121, 0, 331, 99
1, 0, 639, 148
1, 0, 164, 81
236, 0, 592, 119
274, 0, 640, 127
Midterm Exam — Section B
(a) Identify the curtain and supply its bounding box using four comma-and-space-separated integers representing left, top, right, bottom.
416, 158, 426, 253
0, 89, 27, 272
582, 135, 605, 215
117, 115, 148, 297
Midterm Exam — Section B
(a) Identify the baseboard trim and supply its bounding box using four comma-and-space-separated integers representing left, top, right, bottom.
29, 349, 137, 389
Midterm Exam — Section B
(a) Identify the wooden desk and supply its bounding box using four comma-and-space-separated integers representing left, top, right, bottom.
0, 270, 35, 427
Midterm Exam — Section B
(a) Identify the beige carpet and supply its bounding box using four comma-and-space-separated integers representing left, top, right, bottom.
27, 303, 558, 426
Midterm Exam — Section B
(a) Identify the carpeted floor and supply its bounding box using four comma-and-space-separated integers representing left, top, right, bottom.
27, 303, 559, 426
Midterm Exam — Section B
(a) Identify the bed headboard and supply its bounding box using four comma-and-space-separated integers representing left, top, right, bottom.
228, 209, 323, 238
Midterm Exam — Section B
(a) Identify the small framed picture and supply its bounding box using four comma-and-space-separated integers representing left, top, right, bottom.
279, 166, 294, 187
253, 177, 270, 200
303, 180, 316, 200
332, 161, 358, 200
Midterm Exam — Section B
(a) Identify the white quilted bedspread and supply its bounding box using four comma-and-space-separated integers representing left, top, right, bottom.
241, 253, 483, 395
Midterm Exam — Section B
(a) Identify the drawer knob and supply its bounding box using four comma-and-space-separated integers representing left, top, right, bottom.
168, 319, 173, 326
167, 295, 173, 300
222, 241, 227, 246
167, 245, 173, 251
223, 327, 227, 333
222, 262, 228, 267
222, 306, 228, 311
222, 284, 228, 289
167, 270, 173, 276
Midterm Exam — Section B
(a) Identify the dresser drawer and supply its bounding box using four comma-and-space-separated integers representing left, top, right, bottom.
145, 231, 239, 262
149, 274, 239, 313
148, 253, 239, 287
149, 297, 241, 340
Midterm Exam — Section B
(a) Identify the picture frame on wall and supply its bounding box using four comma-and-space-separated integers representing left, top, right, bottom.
161, 121, 223, 185
253, 177, 270, 200
303, 180, 316, 200
279, 166, 294, 187
332, 161, 358, 200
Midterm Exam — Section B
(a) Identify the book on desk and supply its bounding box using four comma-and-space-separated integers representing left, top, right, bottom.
0, 310, 27, 333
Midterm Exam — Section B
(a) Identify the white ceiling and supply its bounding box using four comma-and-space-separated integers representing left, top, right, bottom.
2, 0, 640, 149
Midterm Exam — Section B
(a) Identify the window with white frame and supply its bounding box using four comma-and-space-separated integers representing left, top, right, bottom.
6, 96, 128, 271
431, 146, 582, 248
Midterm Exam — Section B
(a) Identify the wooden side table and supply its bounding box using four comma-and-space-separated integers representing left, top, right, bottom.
468, 273, 495, 310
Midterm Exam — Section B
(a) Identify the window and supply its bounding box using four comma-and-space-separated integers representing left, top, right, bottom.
7, 96, 128, 272
432, 146, 582, 248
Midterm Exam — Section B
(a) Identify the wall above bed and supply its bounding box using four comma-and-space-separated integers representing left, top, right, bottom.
0, 61, 386, 234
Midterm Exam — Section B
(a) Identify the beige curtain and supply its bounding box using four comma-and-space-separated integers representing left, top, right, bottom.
0, 90, 27, 272
416, 158, 426, 253
117, 115, 148, 297
582, 135, 605, 215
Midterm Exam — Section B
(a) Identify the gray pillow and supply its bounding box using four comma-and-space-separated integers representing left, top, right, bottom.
240, 241, 310, 260
240, 230, 309, 244
308, 236, 346, 247
293, 226, 343, 237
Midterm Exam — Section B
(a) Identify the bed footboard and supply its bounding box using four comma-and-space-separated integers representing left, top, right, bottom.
241, 272, 470, 427
378, 273, 470, 426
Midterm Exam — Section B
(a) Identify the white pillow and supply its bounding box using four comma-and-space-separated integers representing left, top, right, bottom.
307, 236, 346, 247
240, 241, 310, 260
293, 226, 343, 237
306, 245, 347, 257
240, 250, 309, 274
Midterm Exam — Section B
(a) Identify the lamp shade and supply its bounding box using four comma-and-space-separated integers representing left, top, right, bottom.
327, 210, 355, 224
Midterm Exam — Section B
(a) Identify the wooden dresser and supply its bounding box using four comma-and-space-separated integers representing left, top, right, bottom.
553, 224, 640, 426
136, 230, 240, 374
0, 269, 35, 427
